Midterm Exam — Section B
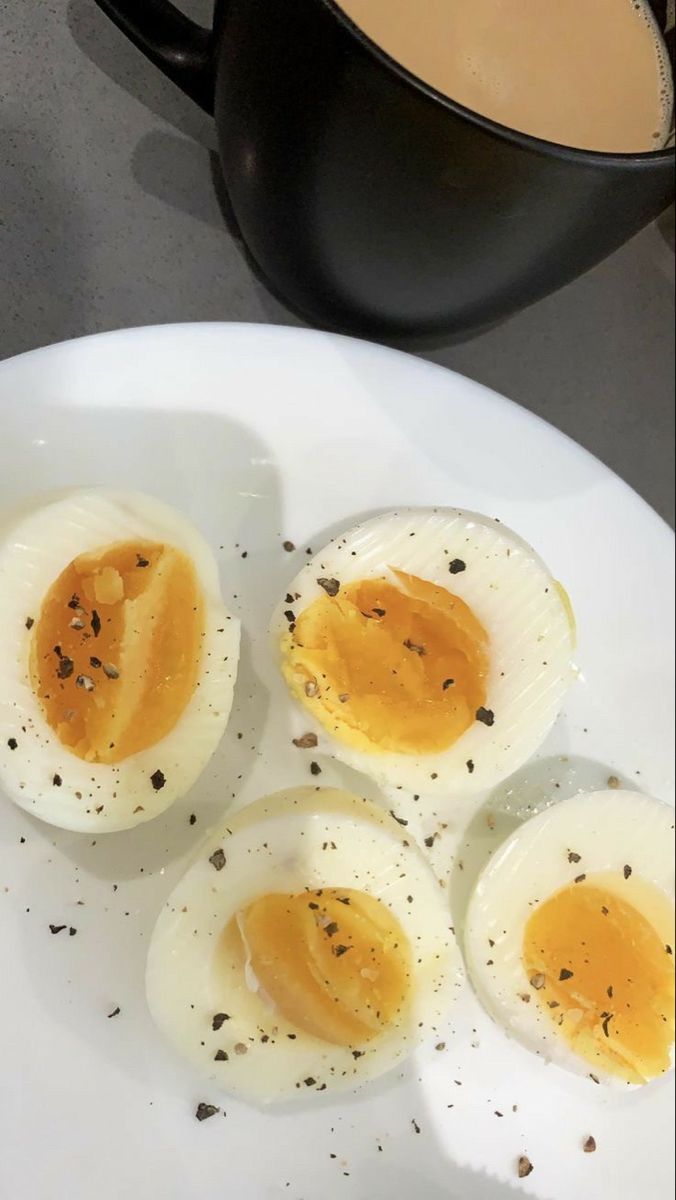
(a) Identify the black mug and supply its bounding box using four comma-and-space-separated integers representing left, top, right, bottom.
95, 0, 675, 339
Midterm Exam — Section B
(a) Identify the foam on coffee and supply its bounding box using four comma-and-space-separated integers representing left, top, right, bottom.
336, 0, 674, 153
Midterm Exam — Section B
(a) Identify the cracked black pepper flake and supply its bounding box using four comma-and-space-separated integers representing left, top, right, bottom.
574, 874, 587, 883
559, 968, 574, 981
76, 674, 95, 692
212, 1013, 230, 1030
214, 1049, 228, 1061
442, 678, 455, 690
310, 761, 322, 776
424, 835, 435, 848
209, 848, 226, 871
324, 922, 339, 937
517, 1156, 534, 1179
53, 774, 62, 788
476, 706, 495, 726
530, 973, 546, 990
57, 656, 75, 680
590, 1073, 600, 1084
91, 610, 101, 638
189, 814, 197, 826
107, 1006, 120, 1018
601, 1013, 613, 1038
308, 902, 319, 910
234, 1043, 248, 1055
136, 555, 150, 568
304, 1077, 316, 1087
372, 608, 386, 617
333, 944, 352, 957
90, 657, 102, 669
283, 540, 295, 552
389, 811, 408, 826
623, 864, 632, 879
466, 759, 475, 774
284, 609, 296, 623
449, 559, 466, 575
49, 924, 67, 934
7, 738, 18, 751
69, 927, 77, 937
667, 945, 673, 956
293, 732, 318, 749
195, 1103, 220, 1121
25, 617, 34, 630
317, 577, 340, 597
411, 1119, 421, 1133
67, 595, 80, 610
352, 1050, 364, 1059
583, 1136, 597, 1154
568, 851, 582, 864
403, 638, 425, 656
150, 770, 166, 791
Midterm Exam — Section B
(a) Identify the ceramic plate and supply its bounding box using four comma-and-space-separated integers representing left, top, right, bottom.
0, 324, 673, 1200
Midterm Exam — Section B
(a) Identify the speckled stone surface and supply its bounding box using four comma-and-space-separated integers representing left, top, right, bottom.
2, 0, 674, 523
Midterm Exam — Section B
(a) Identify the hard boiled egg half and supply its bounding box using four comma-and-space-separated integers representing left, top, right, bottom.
465, 790, 675, 1085
272, 509, 576, 795
146, 787, 456, 1102
0, 489, 240, 832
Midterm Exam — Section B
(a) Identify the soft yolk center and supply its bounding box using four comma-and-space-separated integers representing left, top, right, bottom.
281, 570, 489, 755
30, 540, 204, 764
523, 878, 675, 1083
237, 889, 412, 1046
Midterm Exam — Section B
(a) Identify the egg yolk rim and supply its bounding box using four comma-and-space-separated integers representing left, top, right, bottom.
281, 570, 489, 755
30, 540, 204, 764
223, 889, 412, 1046
523, 874, 675, 1084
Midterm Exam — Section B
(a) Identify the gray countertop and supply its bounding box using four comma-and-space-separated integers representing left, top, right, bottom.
2, 0, 674, 525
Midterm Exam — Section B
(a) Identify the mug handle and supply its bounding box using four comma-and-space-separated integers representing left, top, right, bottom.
93, 0, 216, 113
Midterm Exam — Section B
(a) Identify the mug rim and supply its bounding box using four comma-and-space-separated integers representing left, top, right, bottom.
322, 0, 675, 167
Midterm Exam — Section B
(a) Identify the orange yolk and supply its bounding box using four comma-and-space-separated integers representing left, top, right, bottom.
281, 570, 489, 755
237, 889, 411, 1045
523, 878, 675, 1083
30, 540, 204, 764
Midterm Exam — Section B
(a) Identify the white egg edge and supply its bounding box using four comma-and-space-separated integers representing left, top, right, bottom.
464, 789, 676, 1085
271, 507, 576, 795
146, 786, 457, 1103
0, 488, 241, 832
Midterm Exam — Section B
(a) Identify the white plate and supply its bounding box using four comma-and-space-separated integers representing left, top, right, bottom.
0, 323, 673, 1200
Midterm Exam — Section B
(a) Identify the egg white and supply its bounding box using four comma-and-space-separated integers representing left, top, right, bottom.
145, 786, 456, 1103
464, 789, 675, 1083
0, 489, 240, 832
271, 508, 576, 795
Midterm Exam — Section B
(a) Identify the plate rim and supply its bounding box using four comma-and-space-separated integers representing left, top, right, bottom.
1, 320, 673, 542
